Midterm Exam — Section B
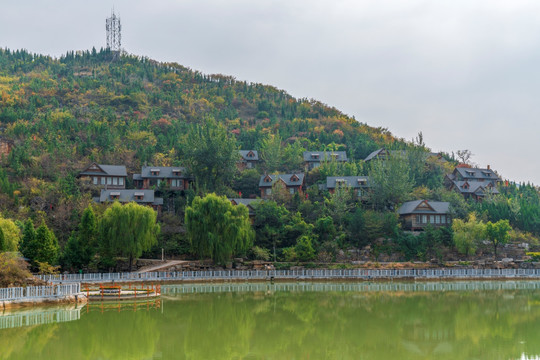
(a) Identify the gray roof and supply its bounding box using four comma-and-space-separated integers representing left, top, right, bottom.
138, 166, 187, 179
259, 173, 305, 187
398, 200, 450, 215
454, 167, 501, 182
364, 149, 388, 162
229, 198, 262, 215
452, 181, 500, 195
79, 163, 127, 177
98, 189, 163, 206
326, 176, 370, 189
303, 151, 348, 162
239, 150, 259, 161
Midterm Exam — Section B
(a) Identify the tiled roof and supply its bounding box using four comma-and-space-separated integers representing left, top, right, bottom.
326, 176, 370, 189
79, 163, 127, 177
98, 189, 163, 206
398, 200, 450, 215
454, 167, 501, 182
259, 173, 305, 187
139, 166, 187, 179
239, 150, 259, 161
303, 151, 348, 162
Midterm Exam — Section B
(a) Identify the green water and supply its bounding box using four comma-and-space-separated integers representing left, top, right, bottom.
1, 281, 540, 360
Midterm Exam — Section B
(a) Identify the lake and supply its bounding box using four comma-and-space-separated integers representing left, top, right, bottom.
1, 281, 540, 359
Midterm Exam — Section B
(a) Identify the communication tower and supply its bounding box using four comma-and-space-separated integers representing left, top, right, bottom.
106, 9, 122, 52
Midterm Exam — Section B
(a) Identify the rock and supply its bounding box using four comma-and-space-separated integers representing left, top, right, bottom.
502, 258, 513, 263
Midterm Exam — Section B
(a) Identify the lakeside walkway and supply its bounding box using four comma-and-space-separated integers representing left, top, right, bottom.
38, 268, 540, 284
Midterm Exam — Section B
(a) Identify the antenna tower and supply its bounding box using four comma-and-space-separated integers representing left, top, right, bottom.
106, 9, 122, 52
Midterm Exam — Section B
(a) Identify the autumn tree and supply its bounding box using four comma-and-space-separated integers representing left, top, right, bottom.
185, 193, 254, 265
100, 202, 160, 271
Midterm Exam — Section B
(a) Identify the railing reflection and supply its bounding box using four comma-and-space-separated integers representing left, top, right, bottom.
162, 280, 540, 295
0, 307, 81, 330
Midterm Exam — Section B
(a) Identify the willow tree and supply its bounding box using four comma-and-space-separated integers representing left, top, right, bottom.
100, 202, 160, 271
185, 193, 254, 265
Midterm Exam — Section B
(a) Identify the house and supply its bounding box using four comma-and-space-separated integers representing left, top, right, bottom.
448, 180, 500, 201
398, 200, 451, 231
78, 163, 127, 189
96, 189, 163, 213
259, 173, 305, 199
229, 198, 262, 218
364, 148, 392, 162
238, 150, 259, 170
303, 151, 348, 170
445, 165, 501, 201
133, 166, 191, 190
326, 176, 371, 198
365, 148, 446, 163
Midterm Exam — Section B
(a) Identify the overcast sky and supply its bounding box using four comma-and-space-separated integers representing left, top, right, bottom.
1, 0, 540, 184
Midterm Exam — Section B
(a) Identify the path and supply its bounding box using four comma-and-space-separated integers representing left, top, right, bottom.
136, 260, 188, 273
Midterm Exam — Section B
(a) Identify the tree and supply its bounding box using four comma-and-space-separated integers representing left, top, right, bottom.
0, 216, 21, 252
368, 156, 413, 210
259, 133, 282, 172
456, 149, 473, 164
100, 202, 160, 271
295, 235, 316, 262
452, 213, 486, 256
79, 205, 98, 266
184, 117, 238, 192
34, 221, 59, 266
0, 227, 5, 252
20, 219, 36, 260
185, 193, 254, 265
253, 200, 289, 261
485, 219, 512, 259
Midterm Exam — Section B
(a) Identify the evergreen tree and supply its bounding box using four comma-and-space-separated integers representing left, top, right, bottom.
34, 221, 59, 265
20, 219, 36, 260
0, 227, 5, 252
78, 205, 98, 266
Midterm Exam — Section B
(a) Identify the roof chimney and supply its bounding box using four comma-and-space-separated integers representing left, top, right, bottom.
487, 165, 490, 170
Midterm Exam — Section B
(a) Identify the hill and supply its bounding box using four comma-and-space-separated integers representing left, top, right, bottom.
0, 48, 539, 271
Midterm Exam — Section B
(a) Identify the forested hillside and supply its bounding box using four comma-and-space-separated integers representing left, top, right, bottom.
0, 47, 539, 272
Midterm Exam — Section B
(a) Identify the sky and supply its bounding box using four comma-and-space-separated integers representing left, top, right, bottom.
1, 0, 540, 184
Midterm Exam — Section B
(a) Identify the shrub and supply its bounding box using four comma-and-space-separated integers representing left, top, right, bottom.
0, 252, 32, 287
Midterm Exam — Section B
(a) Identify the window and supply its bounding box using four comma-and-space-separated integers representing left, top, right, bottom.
312, 162, 320, 168
101, 177, 106, 185
247, 162, 253, 169
416, 215, 421, 224
107, 177, 112, 185
119, 177, 124, 186
430, 215, 435, 223
441, 216, 446, 224
113, 177, 118, 185
157, 179, 161, 186
265, 188, 272, 195
93, 177, 98, 185
435, 215, 440, 224
289, 188, 295, 194
422, 215, 427, 224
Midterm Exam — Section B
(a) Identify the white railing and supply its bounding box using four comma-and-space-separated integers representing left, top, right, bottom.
0, 283, 81, 301
36, 268, 540, 284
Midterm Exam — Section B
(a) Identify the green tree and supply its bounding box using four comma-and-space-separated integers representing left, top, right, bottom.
184, 117, 238, 192
79, 205, 98, 266
368, 156, 413, 210
20, 219, 36, 260
486, 219, 512, 259
253, 201, 289, 261
185, 193, 254, 265
61, 234, 85, 271
259, 133, 282, 172
34, 221, 59, 266
0, 216, 21, 252
452, 214, 486, 256
0, 227, 5, 252
295, 235, 316, 262
100, 202, 160, 271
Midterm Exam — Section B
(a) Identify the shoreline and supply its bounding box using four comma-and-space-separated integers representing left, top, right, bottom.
1, 294, 87, 311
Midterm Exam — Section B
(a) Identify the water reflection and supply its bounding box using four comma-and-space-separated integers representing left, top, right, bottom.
1, 281, 540, 359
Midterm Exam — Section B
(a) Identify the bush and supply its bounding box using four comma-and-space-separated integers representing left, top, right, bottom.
0, 252, 32, 287
250, 246, 271, 261
295, 236, 316, 262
